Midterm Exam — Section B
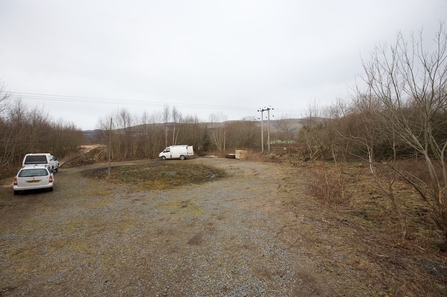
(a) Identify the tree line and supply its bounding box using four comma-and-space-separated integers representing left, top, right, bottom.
0, 91, 85, 176
93, 107, 260, 160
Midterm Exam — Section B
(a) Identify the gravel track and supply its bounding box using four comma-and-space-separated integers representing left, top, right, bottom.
0, 158, 344, 296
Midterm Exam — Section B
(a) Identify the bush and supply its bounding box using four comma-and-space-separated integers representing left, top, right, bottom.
307, 162, 352, 207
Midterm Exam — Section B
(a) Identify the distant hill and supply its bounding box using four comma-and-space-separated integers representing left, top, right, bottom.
82, 117, 315, 141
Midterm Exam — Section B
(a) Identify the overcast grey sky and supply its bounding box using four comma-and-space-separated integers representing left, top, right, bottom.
0, 0, 446, 130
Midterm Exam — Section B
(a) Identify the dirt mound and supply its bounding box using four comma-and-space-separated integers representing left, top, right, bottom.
62, 145, 106, 167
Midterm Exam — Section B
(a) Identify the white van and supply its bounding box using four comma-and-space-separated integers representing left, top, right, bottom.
158, 145, 194, 160
22, 153, 59, 172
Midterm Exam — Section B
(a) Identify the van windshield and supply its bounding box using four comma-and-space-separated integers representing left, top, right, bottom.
24, 155, 48, 164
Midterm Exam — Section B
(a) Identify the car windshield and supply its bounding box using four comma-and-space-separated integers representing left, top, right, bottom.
24, 155, 47, 164
18, 169, 48, 177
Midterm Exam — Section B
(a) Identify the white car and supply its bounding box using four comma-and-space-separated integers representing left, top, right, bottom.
13, 165, 54, 195
22, 153, 59, 172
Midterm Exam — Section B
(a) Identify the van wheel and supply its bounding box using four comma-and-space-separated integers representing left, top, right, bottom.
180, 155, 186, 160
161, 156, 166, 160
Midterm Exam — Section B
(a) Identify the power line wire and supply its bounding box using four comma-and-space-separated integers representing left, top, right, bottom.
0, 90, 303, 116
8, 91, 257, 112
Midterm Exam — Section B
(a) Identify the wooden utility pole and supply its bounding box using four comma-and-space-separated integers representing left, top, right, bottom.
257, 108, 265, 154
108, 117, 112, 179
258, 107, 274, 154
267, 107, 274, 154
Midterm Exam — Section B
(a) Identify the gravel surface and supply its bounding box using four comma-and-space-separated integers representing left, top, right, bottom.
1, 158, 351, 296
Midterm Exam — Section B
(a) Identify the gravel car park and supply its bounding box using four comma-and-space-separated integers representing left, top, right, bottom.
1, 158, 445, 296
13, 165, 54, 195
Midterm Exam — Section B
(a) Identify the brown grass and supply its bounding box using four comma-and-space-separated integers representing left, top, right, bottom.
292, 159, 447, 296
83, 161, 227, 191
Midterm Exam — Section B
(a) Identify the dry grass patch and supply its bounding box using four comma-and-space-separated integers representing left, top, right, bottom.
290, 160, 447, 296
83, 161, 227, 191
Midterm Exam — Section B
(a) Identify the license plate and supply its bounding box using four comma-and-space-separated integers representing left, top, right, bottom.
26, 180, 41, 183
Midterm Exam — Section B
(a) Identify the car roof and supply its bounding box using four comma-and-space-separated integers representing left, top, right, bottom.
21, 165, 50, 170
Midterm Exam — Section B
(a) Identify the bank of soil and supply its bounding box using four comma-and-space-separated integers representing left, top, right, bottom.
0, 157, 445, 296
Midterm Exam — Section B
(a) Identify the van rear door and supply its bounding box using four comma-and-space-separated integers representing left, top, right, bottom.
24, 155, 48, 165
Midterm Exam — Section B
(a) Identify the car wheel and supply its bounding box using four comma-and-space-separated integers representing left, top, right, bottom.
180, 155, 185, 160
49, 187, 53, 192
13, 191, 18, 196
161, 156, 166, 160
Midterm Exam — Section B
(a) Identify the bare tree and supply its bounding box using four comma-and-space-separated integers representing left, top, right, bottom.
341, 92, 409, 240
209, 112, 227, 152
176, 115, 202, 148
98, 108, 135, 159
163, 105, 170, 147
0, 81, 10, 117
273, 113, 297, 142
297, 100, 336, 160
225, 117, 258, 150
171, 107, 181, 145
134, 111, 151, 157
362, 24, 447, 242
117, 108, 133, 158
